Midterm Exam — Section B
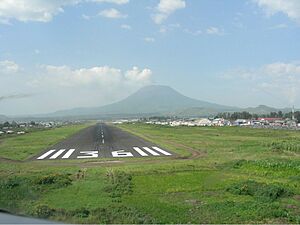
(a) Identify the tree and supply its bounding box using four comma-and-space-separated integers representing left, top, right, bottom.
3, 121, 10, 127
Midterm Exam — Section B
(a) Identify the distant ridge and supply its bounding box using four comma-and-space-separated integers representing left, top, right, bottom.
1, 85, 297, 120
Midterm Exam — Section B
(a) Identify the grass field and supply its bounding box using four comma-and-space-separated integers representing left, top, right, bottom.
0, 123, 299, 223
0, 123, 92, 160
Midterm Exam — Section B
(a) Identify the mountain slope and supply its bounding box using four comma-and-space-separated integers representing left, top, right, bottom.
50, 85, 238, 117
0, 115, 9, 122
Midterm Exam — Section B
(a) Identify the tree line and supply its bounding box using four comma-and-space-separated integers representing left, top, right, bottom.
217, 111, 300, 122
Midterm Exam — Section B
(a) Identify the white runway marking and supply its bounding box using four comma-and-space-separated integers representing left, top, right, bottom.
77, 151, 98, 159
49, 149, 65, 159
133, 147, 148, 156
62, 149, 75, 159
112, 150, 133, 157
36, 146, 172, 160
37, 150, 56, 160
142, 147, 160, 156
102, 139, 105, 144
152, 147, 172, 156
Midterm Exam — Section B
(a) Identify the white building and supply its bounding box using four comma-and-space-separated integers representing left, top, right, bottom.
212, 118, 231, 126
195, 118, 212, 126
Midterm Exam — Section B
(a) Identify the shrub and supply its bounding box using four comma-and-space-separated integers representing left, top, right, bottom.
227, 180, 292, 201
71, 208, 90, 218
35, 173, 72, 188
34, 204, 55, 218
267, 141, 300, 153
0, 176, 25, 189
104, 170, 133, 201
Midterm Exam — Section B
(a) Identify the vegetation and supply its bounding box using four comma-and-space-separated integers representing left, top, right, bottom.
0, 123, 91, 160
0, 123, 300, 223
217, 110, 300, 121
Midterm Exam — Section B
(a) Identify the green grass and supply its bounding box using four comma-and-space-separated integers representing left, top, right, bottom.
0, 123, 300, 223
0, 123, 93, 160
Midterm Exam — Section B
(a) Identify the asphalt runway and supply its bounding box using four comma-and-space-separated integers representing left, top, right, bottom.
34, 123, 173, 160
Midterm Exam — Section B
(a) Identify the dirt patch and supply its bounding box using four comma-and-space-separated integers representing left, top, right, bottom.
162, 139, 206, 159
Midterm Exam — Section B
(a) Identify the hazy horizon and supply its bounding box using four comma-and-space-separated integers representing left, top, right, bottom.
1, 0, 300, 115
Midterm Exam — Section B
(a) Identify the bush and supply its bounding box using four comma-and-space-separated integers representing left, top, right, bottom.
71, 208, 90, 218
35, 173, 72, 188
91, 205, 158, 224
0, 176, 26, 189
227, 180, 292, 201
104, 170, 133, 201
34, 204, 55, 218
267, 141, 300, 153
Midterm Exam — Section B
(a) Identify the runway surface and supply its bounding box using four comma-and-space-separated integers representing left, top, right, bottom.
34, 123, 173, 160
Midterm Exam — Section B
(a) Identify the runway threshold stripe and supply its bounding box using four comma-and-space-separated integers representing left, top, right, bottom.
133, 147, 148, 156
62, 149, 75, 159
49, 149, 65, 159
142, 147, 160, 156
37, 150, 56, 160
152, 147, 172, 156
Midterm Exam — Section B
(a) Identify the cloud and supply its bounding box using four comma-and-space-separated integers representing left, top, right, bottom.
152, 0, 186, 24
0, 0, 80, 23
159, 23, 181, 33
0, 93, 33, 102
144, 37, 155, 42
120, 24, 131, 29
0, 60, 20, 74
253, 0, 300, 23
221, 61, 300, 104
98, 8, 127, 19
183, 28, 202, 36
0, 0, 129, 24
89, 0, 129, 4
31, 65, 152, 88
206, 27, 224, 35
82, 14, 91, 20
269, 23, 288, 29
125, 66, 152, 82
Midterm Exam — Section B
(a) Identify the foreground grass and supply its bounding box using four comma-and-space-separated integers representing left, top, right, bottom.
0, 123, 300, 223
0, 123, 93, 160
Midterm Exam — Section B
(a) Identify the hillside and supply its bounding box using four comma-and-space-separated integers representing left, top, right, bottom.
49, 85, 238, 117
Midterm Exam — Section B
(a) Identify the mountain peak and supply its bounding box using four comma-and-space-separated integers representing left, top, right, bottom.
48, 85, 238, 117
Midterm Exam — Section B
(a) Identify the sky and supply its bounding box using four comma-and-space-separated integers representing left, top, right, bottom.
0, 0, 300, 115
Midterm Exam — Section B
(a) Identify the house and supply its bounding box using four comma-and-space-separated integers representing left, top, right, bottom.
234, 119, 249, 126
6, 130, 14, 134
0, 131, 4, 135
212, 118, 231, 126
258, 118, 280, 123
17, 131, 25, 135
195, 118, 212, 126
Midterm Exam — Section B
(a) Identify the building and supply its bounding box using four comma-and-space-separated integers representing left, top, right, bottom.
195, 118, 212, 126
